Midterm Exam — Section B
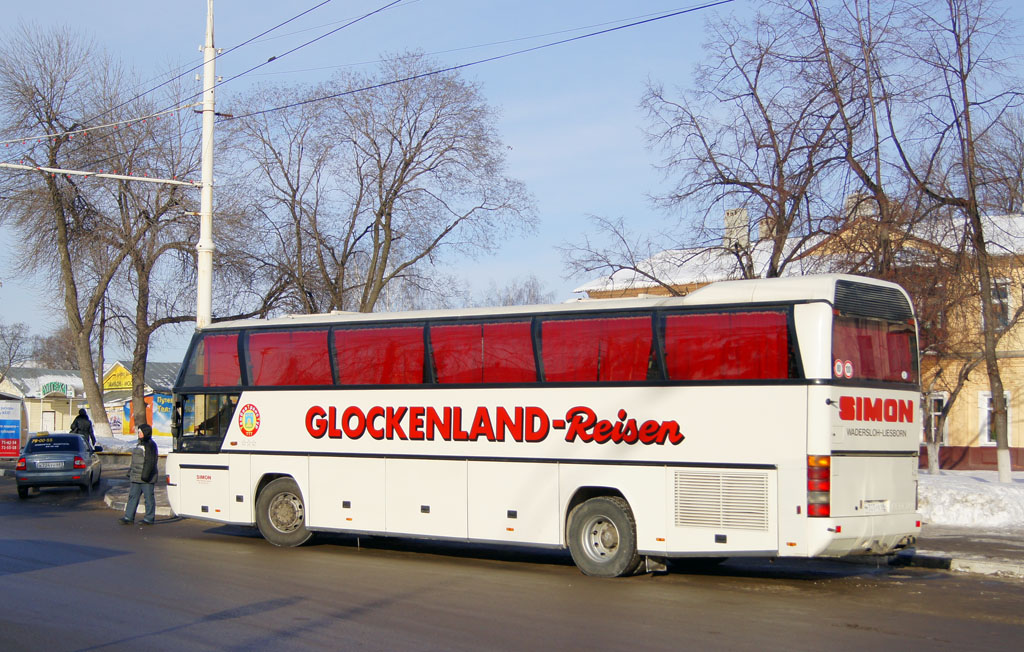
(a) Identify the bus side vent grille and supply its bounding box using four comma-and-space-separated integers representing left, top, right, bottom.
674, 471, 769, 531
835, 280, 913, 322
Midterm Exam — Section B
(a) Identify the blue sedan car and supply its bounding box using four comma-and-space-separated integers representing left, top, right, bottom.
15, 433, 103, 499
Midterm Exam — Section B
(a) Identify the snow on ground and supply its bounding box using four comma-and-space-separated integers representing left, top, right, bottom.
96, 434, 173, 455
919, 470, 1024, 529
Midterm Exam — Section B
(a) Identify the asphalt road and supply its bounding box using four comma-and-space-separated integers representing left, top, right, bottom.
2, 476, 1023, 651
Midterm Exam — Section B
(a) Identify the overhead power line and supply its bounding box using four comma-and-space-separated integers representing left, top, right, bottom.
82, 0, 340, 129
0, 102, 199, 147
251, 4, 727, 77
205, 0, 404, 97
227, 0, 736, 122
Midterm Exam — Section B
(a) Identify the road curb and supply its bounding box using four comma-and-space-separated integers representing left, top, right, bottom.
103, 483, 175, 518
894, 549, 1024, 578
949, 557, 1024, 578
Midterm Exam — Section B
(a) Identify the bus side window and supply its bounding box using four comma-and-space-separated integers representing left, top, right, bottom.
175, 394, 238, 453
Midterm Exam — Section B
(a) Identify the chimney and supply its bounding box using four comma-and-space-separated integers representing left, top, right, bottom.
844, 192, 875, 220
724, 208, 749, 249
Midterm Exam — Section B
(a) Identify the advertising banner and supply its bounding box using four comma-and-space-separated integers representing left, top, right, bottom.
0, 400, 22, 457
122, 394, 173, 437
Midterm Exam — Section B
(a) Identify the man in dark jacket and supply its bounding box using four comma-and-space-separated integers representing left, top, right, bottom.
119, 423, 159, 525
69, 408, 96, 446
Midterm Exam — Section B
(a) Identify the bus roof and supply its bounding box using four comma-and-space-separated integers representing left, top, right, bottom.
201, 274, 907, 331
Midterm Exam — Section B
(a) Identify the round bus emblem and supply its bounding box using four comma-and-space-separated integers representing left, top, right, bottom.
238, 404, 261, 437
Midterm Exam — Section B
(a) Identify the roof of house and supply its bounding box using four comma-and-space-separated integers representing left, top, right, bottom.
112, 361, 180, 392
0, 361, 181, 401
574, 213, 1024, 296
0, 368, 85, 400
572, 240, 829, 295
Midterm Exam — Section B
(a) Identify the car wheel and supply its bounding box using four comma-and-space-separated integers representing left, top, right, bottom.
567, 496, 642, 578
17, 486, 28, 499
93, 469, 101, 488
255, 477, 313, 547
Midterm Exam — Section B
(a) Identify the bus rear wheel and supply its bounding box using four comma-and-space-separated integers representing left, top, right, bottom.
256, 478, 313, 547
567, 496, 642, 578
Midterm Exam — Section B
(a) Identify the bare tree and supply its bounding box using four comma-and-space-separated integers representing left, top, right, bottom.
29, 325, 83, 370
0, 24, 137, 438
979, 110, 1024, 214
639, 9, 846, 279
479, 274, 556, 307
89, 82, 205, 425
0, 321, 31, 383
886, 0, 1023, 482
225, 53, 535, 315
560, 216, 691, 296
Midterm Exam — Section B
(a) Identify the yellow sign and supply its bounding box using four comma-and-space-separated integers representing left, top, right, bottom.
104, 366, 133, 391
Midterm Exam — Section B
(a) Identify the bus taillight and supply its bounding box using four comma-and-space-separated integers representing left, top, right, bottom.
807, 455, 831, 517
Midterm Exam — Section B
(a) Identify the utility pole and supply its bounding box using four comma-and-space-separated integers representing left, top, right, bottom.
196, 0, 217, 329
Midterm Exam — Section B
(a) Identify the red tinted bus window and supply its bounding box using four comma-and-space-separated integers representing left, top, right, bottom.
202, 333, 241, 387
833, 316, 917, 383
542, 316, 651, 382
249, 330, 332, 386
432, 321, 536, 384
335, 326, 424, 385
665, 311, 789, 381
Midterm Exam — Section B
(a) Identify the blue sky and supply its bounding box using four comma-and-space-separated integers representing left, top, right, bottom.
0, 0, 734, 360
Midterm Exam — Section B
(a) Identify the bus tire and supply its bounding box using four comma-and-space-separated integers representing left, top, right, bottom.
256, 478, 313, 547
567, 496, 642, 578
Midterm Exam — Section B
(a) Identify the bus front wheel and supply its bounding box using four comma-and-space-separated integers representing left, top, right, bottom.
256, 478, 313, 547
567, 496, 642, 578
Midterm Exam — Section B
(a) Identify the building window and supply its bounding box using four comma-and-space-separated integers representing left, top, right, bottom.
926, 393, 949, 445
978, 391, 1012, 446
993, 279, 1011, 330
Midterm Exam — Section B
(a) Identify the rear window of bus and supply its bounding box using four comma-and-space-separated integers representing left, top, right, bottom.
832, 315, 918, 384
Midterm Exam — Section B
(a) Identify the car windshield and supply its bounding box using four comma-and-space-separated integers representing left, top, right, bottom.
25, 436, 82, 454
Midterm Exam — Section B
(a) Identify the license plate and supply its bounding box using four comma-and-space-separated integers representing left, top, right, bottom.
36, 461, 63, 469
861, 500, 889, 514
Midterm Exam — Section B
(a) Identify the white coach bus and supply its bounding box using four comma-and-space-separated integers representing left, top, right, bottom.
166, 274, 921, 577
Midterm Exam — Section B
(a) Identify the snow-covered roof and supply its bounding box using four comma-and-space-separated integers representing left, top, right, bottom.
0, 362, 182, 400
0, 368, 84, 399
105, 361, 181, 392
575, 213, 1024, 296
573, 240, 829, 295
137, 362, 180, 392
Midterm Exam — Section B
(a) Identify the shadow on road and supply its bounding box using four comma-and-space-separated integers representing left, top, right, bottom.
196, 523, 944, 583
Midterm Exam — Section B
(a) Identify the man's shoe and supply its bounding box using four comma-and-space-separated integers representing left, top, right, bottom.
141, 519, 155, 525
118, 518, 133, 525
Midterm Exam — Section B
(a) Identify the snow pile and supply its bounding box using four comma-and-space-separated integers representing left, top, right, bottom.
96, 434, 173, 455
919, 470, 1024, 528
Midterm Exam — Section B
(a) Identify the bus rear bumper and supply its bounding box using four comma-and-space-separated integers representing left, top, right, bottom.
804, 513, 921, 557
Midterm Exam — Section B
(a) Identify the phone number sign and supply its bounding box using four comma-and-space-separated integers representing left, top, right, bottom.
0, 401, 21, 457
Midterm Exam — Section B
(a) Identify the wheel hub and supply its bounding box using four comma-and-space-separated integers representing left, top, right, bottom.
268, 492, 304, 533
582, 515, 620, 562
